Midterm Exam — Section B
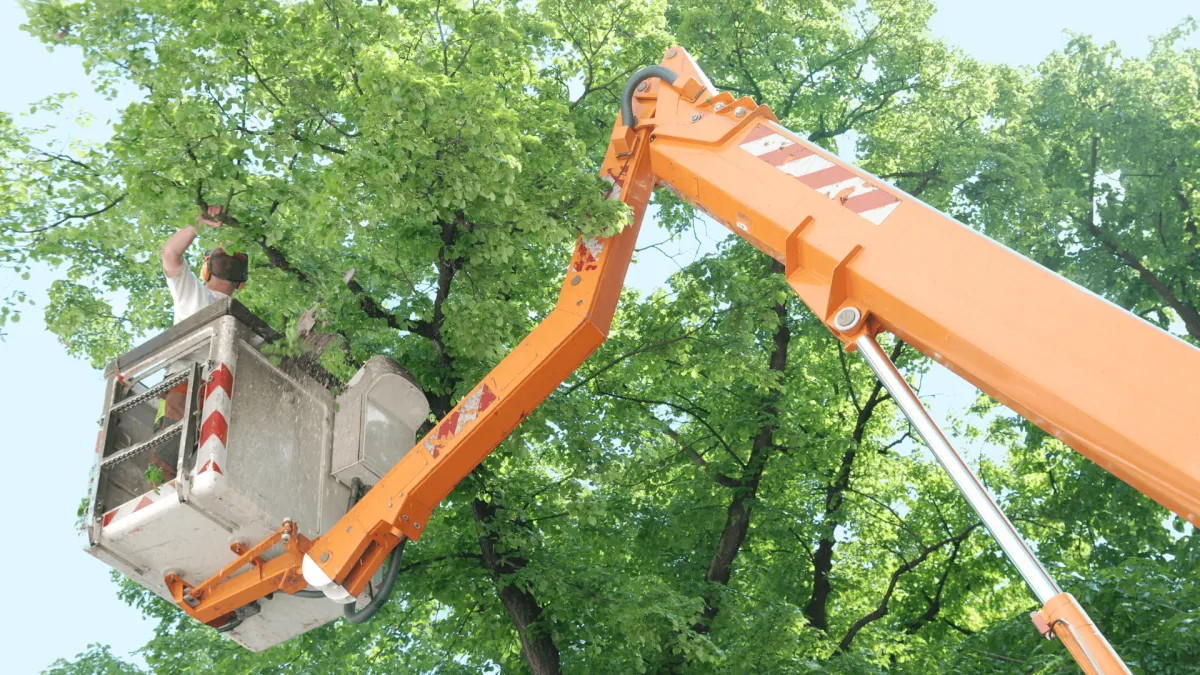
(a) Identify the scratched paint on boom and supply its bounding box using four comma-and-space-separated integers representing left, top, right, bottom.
739, 122, 902, 226
423, 384, 498, 459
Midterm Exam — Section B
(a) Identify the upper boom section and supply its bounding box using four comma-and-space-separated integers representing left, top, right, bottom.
623, 47, 1200, 525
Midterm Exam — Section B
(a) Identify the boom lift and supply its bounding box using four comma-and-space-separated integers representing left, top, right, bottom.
86, 47, 1200, 672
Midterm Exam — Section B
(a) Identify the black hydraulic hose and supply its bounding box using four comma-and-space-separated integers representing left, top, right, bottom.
336, 475, 406, 623
291, 478, 371, 601
343, 537, 407, 624
620, 65, 679, 128
347, 477, 365, 510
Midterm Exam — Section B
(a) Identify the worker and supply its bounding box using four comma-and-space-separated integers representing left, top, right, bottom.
161, 204, 248, 325
153, 205, 249, 445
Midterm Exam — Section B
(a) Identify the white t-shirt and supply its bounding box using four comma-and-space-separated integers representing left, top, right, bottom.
166, 265, 229, 325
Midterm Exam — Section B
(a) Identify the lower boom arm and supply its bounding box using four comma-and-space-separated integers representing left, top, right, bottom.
168, 120, 659, 624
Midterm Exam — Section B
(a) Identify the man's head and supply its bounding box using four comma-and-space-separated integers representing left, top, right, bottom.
201, 248, 248, 295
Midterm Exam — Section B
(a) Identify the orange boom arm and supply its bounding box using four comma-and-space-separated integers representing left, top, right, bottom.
172, 46, 1200, 673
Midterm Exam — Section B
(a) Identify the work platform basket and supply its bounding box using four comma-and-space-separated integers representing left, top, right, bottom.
81, 298, 429, 650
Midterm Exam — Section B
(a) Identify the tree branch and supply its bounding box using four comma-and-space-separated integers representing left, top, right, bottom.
805, 341, 903, 629
595, 389, 745, 469
690, 273, 790, 638
20, 194, 125, 234
905, 535, 964, 634
837, 524, 977, 652
1080, 134, 1200, 339
564, 310, 718, 395
658, 424, 743, 489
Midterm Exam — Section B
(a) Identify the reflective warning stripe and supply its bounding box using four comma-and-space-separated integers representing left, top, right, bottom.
739, 123, 902, 226
102, 363, 234, 529
101, 481, 177, 528
197, 364, 233, 475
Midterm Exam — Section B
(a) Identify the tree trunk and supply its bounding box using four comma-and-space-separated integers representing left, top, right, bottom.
693, 272, 790, 634
472, 498, 562, 675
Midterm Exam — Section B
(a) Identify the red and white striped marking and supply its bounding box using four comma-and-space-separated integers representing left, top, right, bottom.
102, 480, 177, 528
101, 363, 234, 529
196, 364, 233, 475
567, 174, 622, 274
603, 173, 623, 202
740, 123, 902, 226
572, 236, 606, 272
423, 383, 498, 458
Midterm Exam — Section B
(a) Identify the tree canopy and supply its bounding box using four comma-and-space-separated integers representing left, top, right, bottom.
9, 1, 1199, 673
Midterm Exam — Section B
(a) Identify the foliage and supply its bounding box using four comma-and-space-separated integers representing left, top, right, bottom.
44, 644, 147, 675
0, 110, 38, 337
10, 1, 1198, 674
143, 464, 165, 494
964, 22, 1200, 343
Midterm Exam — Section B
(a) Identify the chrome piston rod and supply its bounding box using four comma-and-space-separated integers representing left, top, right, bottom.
855, 334, 1060, 604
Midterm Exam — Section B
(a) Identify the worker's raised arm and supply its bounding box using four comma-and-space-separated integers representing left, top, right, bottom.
162, 206, 222, 277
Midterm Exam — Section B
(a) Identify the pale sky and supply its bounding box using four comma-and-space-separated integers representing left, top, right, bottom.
1, 1, 1195, 672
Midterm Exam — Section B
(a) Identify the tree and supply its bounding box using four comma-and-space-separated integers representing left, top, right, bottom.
44, 644, 146, 675
13, 1, 1198, 673
965, 23, 1200, 343
13, 0, 661, 671
0, 109, 41, 336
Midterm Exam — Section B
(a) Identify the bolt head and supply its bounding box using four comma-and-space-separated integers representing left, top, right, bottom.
833, 307, 863, 332
667, 48, 679, 58
691, 113, 702, 122
714, 102, 726, 111
320, 552, 330, 563
637, 82, 648, 92
734, 106, 747, 117
281, 533, 291, 543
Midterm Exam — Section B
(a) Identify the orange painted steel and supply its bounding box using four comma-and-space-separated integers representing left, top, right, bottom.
166, 521, 311, 626
171, 46, 1194, 671
637, 49, 1200, 529
1035, 593, 1131, 674
169, 112, 659, 621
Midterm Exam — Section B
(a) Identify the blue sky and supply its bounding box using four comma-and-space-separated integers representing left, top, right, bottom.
2, 1, 1196, 672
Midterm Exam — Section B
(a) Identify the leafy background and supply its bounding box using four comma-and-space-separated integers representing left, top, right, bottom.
2, 0, 1199, 673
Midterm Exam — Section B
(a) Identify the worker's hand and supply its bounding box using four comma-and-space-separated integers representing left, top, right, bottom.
198, 205, 224, 228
